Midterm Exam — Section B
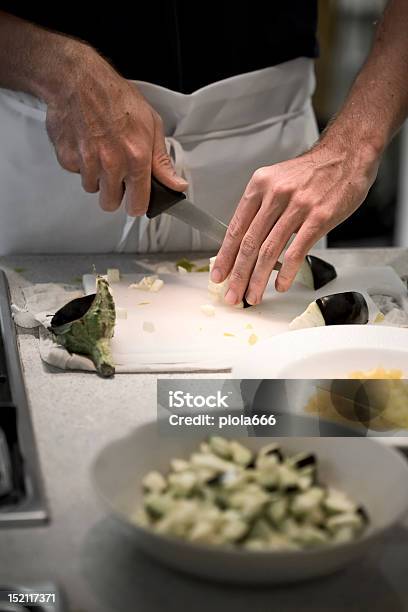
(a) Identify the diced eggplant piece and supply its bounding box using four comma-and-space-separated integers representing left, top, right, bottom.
257, 467, 280, 491
144, 493, 175, 520
170, 458, 190, 473
324, 488, 357, 514
191, 453, 232, 472
294, 525, 328, 547
297, 255, 337, 290
277, 464, 302, 491
230, 441, 253, 467
209, 436, 232, 460
244, 539, 268, 551
249, 518, 275, 541
289, 452, 317, 470
142, 471, 167, 493
168, 471, 197, 496
291, 487, 325, 516
188, 520, 217, 543
220, 514, 249, 543
332, 526, 356, 544
258, 443, 284, 463
266, 497, 289, 525
326, 512, 364, 533
208, 256, 247, 308
106, 268, 120, 283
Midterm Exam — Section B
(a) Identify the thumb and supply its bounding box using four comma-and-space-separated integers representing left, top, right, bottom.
152, 122, 188, 192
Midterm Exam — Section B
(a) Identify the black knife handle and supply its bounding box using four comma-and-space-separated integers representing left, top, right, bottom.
147, 177, 187, 219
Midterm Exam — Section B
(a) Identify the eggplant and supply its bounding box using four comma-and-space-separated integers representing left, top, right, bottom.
209, 254, 336, 311
50, 276, 116, 377
289, 291, 369, 330
297, 255, 337, 290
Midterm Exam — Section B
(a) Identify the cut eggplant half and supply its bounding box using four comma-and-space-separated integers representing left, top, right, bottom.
289, 291, 369, 330
296, 255, 337, 290
51, 276, 116, 377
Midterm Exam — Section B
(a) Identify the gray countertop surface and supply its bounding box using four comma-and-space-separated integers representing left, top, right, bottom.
0, 248, 408, 612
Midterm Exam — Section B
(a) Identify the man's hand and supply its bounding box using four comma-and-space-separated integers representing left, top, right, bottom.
0, 13, 188, 215
212, 0, 408, 304
46, 48, 187, 215
211, 142, 379, 305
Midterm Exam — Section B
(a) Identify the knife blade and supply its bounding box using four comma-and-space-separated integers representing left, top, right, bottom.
147, 178, 226, 244
147, 178, 284, 271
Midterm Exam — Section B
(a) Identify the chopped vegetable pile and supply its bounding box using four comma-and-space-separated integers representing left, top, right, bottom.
129, 275, 164, 292
136, 438, 368, 551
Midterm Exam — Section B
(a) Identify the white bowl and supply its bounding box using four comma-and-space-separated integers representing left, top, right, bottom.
92, 422, 408, 585
232, 325, 408, 379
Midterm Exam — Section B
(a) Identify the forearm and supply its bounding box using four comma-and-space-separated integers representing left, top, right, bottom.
320, 0, 408, 159
0, 11, 92, 103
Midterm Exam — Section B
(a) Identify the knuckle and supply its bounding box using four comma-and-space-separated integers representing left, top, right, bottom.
284, 247, 304, 267
99, 147, 122, 173
154, 150, 172, 168
57, 149, 78, 172
229, 268, 245, 285
312, 208, 330, 226
80, 147, 95, 169
259, 240, 278, 261
252, 166, 269, 185
240, 234, 258, 258
227, 215, 243, 240
127, 145, 150, 168
292, 195, 312, 213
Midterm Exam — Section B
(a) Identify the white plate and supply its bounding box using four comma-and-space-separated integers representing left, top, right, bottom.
92, 421, 408, 585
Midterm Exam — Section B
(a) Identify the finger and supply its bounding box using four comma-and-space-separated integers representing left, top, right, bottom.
245, 214, 298, 305
211, 185, 263, 285
124, 164, 152, 216
223, 193, 289, 305
99, 172, 124, 212
80, 150, 100, 193
275, 220, 327, 292
54, 144, 81, 174
152, 117, 188, 191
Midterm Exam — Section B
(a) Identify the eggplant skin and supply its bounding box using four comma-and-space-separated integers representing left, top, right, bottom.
306, 255, 337, 290
316, 291, 369, 326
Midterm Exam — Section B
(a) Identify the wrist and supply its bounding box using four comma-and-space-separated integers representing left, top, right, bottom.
314, 123, 383, 179
30, 36, 96, 104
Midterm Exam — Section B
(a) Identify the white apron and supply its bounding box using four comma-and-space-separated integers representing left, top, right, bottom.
0, 57, 323, 254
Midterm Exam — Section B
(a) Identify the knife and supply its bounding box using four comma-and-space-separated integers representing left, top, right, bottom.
147, 177, 285, 271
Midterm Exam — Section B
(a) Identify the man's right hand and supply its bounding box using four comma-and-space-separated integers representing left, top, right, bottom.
45, 45, 188, 215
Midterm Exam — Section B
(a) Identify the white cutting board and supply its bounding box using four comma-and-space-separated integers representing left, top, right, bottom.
83, 266, 407, 372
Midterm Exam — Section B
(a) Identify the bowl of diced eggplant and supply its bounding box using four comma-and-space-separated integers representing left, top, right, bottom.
92, 421, 408, 585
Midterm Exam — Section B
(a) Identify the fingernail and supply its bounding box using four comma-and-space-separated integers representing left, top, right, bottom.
174, 174, 188, 187
224, 288, 238, 305
275, 279, 287, 292
211, 268, 222, 283
245, 291, 258, 305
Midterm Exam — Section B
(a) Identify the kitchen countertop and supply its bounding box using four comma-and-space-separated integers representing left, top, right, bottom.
0, 248, 408, 612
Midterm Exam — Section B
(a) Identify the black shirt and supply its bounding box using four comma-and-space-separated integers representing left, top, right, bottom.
3, 2, 318, 93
